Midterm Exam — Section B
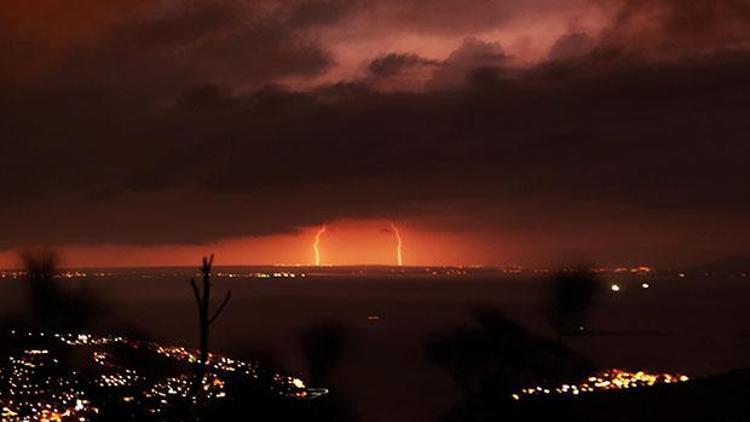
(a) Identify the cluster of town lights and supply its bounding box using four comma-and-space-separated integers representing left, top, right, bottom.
1, 349, 98, 421
1, 331, 322, 421
512, 369, 690, 401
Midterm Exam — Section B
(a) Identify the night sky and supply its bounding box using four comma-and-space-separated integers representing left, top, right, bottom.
1, 0, 748, 267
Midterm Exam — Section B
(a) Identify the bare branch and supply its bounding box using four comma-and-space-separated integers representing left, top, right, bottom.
202, 254, 214, 274
190, 278, 202, 310
208, 290, 232, 324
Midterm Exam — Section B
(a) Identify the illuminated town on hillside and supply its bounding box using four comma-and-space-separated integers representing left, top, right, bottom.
512, 369, 690, 401
0, 331, 324, 421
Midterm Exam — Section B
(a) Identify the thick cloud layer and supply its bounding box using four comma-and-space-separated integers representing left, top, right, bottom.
1, 0, 749, 264
601, 0, 750, 55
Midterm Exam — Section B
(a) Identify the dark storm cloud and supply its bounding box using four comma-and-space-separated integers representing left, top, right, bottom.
366, 39, 513, 90
5, 49, 750, 247
0, 0, 749, 259
369, 53, 441, 77
366, 53, 441, 90
427, 37, 512, 89
284, 0, 364, 27
599, 0, 750, 55
49, 3, 332, 95
369, 0, 585, 34
547, 33, 596, 62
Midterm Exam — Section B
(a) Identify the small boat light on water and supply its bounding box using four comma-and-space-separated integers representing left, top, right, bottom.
611, 284, 621, 292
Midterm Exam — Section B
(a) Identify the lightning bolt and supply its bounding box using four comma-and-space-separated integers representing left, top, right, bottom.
390, 222, 403, 267
313, 225, 327, 266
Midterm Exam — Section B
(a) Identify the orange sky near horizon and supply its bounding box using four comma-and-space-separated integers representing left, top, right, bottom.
0, 219, 482, 269
0, 214, 737, 270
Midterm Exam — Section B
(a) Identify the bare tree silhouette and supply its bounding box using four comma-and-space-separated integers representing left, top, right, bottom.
187, 254, 232, 403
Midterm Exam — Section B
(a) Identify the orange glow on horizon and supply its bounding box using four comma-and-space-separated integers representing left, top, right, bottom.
0, 219, 501, 269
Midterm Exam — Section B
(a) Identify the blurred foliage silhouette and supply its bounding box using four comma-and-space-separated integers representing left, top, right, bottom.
299, 322, 351, 388
19, 248, 102, 330
543, 269, 604, 336
298, 322, 358, 421
429, 308, 594, 421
